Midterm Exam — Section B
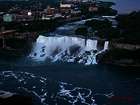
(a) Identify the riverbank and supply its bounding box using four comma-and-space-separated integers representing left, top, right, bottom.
96, 41, 140, 67
0, 31, 40, 58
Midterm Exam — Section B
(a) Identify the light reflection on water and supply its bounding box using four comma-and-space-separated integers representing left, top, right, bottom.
0, 64, 140, 105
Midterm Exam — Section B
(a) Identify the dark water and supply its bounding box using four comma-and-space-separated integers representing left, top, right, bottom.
0, 57, 140, 105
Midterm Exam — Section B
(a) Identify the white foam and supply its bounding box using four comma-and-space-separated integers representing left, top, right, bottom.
104, 41, 109, 51
29, 36, 109, 65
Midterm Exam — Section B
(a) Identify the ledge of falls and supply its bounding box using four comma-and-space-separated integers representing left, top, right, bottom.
29, 35, 109, 65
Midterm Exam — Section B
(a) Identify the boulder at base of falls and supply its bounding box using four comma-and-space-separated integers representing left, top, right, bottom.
0, 91, 32, 105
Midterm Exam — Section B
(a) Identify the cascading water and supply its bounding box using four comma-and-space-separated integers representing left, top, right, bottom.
103, 41, 109, 51
29, 35, 109, 65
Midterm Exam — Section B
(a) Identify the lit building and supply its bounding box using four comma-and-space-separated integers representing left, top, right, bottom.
42, 6, 58, 20
13, 14, 33, 22
3, 14, 13, 22
27, 11, 32, 16
60, 3, 72, 14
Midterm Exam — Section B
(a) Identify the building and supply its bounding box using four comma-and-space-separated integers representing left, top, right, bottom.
42, 6, 58, 20
3, 14, 13, 22
45, 6, 56, 16
14, 14, 33, 22
88, 6, 98, 12
60, 3, 72, 15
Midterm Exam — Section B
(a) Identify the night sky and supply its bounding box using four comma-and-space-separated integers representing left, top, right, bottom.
102, 0, 140, 13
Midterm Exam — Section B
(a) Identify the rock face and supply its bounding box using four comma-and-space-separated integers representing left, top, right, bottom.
97, 42, 140, 67
29, 35, 109, 65
110, 42, 140, 50
0, 91, 32, 105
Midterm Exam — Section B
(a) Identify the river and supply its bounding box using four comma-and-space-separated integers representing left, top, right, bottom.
0, 20, 140, 105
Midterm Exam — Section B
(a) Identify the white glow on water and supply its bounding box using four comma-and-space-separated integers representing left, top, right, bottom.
0, 71, 98, 105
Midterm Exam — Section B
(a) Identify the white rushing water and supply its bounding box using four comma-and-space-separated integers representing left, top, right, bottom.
29, 35, 109, 65
103, 41, 109, 51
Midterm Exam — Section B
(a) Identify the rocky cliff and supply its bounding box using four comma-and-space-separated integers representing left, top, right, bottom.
97, 41, 140, 67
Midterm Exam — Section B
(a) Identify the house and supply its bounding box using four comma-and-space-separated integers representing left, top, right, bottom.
3, 14, 13, 22
60, 3, 72, 14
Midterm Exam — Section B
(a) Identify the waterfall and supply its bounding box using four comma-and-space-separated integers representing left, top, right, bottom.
29, 35, 109, 65
103, 41, 109, 51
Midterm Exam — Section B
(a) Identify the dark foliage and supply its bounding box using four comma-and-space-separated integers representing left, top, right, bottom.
85, 19, 112, 30
75, 27, 88, 36
84, 11, 140, 44
116, 11, 140, 44
85, 19, 119, 39
0, 19, 61, 32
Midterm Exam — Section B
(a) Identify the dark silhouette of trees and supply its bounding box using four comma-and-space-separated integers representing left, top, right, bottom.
75, 27, 88, 36
116, 11, 140, 44
85, 19, 118, 39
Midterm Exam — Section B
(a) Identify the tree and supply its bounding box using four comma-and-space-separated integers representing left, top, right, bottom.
75, 27, 88, 36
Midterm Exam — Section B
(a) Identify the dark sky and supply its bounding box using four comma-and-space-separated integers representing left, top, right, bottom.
102, 0, 140, 13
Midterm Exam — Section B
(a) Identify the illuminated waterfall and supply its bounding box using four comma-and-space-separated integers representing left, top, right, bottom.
103, 41, 109, 51
29, 35, 109, 65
